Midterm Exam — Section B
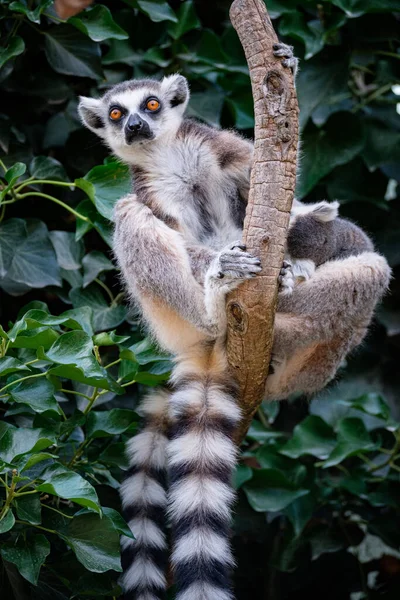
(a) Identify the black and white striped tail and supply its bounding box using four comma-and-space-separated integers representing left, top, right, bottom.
120, 389, 169, 600
168, 350, 241, 600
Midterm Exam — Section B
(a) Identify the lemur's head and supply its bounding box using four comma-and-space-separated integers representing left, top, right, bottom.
78, 74, 189, 161
287, 201, 339, 266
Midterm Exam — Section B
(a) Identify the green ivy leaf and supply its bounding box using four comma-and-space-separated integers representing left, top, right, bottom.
137, 0, 178, 23
279, 13, 324, 60
92, 330, 129, 347
338, 393, 390, 421
49, 231, 84, 271
8, 307, 94, 338
279, 416, 337, 460
62, 513, 122, 572
0, 220, 61, 292
37, 469, 101, 513
246, 421, 287, 443
15, 494, 42, 525
44, 26, 103, 80
362, 119, 400, 170
76, 162, 131, 221
233, 464, 253, 489
296, 112, 365, 198
0, 423, 56, 465
0, 357, 29, 376
9, 376, 60, 414
297, 57, 349, 130
20, 452, 58, 472
29, 156, 69, 182
244, 469, 309, 512
9, 327, 59, 350
86, 408, 137, 438
0, 36, 25, 69
332, 0, 400, 17
43, 330, 121, 392
0, 219, 26, 277
4, 162, 26, 185
82, 251, 114, 287
0, 509, 15, 533
0, 534, 50, 585
99, 442, 129, 469
70, 286, 127, 332
308, 525, 344, 560
167, 0, 200, 39
322, 418, 378, 468
186, 90, 225, 128
284, 494, 316, 536
70, 5, 129, 42
102, 507, 134, 539
9, 0, 52, 24
257, 448, 307, 485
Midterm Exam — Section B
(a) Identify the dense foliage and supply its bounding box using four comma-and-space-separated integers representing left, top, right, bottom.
0, 0, 399, 598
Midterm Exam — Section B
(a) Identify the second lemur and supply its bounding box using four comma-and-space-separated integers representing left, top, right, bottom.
79, 47, 391, 600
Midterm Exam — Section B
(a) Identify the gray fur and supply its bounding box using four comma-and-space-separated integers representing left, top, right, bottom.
287, 214, 374, 266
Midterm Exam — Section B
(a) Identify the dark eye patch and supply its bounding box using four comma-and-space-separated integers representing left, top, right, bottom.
108, 105, 127, 125
140, 96, 162, 116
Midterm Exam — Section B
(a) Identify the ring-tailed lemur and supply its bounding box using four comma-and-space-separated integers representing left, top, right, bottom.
78, 44, 391, 600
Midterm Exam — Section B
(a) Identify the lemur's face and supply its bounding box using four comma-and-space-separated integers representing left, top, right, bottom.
78, 75, 189, 161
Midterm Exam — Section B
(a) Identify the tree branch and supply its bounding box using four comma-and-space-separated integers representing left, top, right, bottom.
227, 0, 299, 443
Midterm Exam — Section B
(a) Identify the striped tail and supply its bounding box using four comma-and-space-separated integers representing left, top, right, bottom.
167, 345, 241, 600
120, 389, 170, 600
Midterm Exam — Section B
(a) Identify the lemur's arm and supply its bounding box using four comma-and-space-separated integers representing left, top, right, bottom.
114, 195, 261, 345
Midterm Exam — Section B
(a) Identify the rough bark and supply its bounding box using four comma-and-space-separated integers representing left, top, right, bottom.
227, 0, 299, 442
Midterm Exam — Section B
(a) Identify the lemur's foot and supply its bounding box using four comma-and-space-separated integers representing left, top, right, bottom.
207, 241, 262, 290
273, 42, 299, 76
278, 261, 295, 295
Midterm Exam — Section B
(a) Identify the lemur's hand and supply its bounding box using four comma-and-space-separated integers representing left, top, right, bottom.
273, 42, 299, 77
278, 261, 295, 296
206, 241, 261, 291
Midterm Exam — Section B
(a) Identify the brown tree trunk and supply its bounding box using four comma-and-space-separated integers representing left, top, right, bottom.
227, 0, 299, 443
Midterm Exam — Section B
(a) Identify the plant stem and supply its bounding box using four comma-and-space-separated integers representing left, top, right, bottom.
83, 388, 100, 415
42, 504, 73, 519
14, 489, 39, 497
0, 371, 47, 394
15, 520, 57, 535
104, 358, 121, 370
16, 192, 91, 223
112, 292, 125, 306
353, 82, 394, 112
95, 278, 115, 303
43, 12, 66, 23
59, 388, 91, 401
67, 438, 91, 469
24, 358, 39, 367
0, 473, 17, 520
14, 180, 76, 193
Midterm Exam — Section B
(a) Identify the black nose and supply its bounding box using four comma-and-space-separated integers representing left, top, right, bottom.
126, 114, 143, 133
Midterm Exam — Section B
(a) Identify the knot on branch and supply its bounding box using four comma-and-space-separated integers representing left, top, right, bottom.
263, 70, 290, 120
227, 301, 248, 333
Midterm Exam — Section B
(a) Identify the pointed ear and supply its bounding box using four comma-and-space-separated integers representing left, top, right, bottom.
78, 96, 105, 136
311, 200, 339, 222
160, 74, 189, 109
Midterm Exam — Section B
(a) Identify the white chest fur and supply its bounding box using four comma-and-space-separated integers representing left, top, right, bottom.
136, 136, 242, 249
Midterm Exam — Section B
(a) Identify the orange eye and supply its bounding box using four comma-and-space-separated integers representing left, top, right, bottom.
146, 99, 160, 111
109, 108, 122, 120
